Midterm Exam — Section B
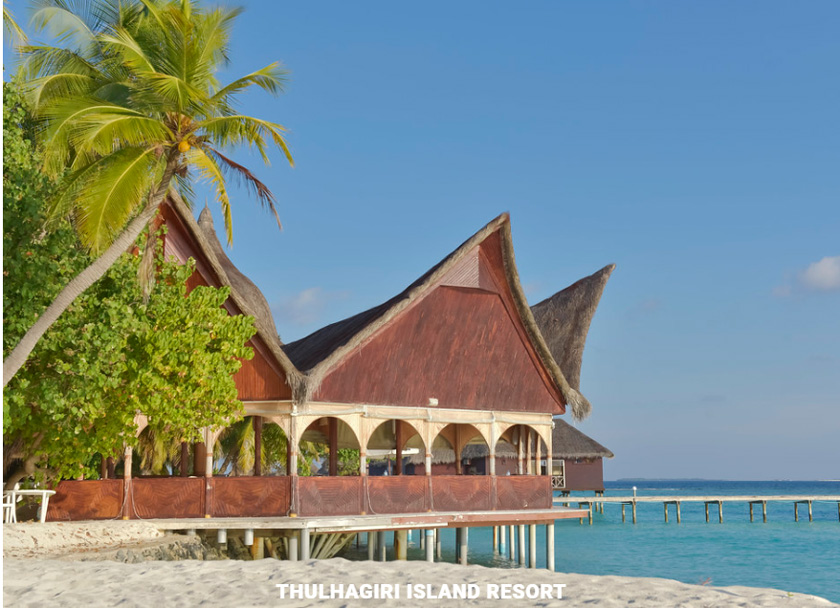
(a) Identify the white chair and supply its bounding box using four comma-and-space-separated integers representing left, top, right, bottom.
3, 492, 17, 523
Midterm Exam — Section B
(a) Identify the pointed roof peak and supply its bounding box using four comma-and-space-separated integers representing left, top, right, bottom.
283, 213, 590, 418
531, 263, 616, 395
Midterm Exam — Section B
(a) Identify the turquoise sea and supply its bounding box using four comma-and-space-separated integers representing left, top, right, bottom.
347, 480, 840, 602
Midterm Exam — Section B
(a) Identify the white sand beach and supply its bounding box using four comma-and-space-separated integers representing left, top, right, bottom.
4, 523, 837, 607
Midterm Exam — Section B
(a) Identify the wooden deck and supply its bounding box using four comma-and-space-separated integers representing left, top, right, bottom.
142, 506, 588, 535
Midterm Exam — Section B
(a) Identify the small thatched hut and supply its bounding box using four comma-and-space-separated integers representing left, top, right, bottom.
551, 419, 614, 492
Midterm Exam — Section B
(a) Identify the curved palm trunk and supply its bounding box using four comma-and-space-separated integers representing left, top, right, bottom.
2, 155, 180, 388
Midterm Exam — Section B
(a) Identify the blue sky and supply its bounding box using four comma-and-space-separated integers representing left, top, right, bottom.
5, 1, 839, 480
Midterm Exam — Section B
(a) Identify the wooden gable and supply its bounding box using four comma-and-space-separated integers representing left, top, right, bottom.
312, 230, 564, 413
158, 203, 291, 401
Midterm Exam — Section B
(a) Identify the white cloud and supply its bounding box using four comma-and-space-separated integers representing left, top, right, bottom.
273, 287, 349, 326
773, 255, 840, 297
799, 256, 840, 292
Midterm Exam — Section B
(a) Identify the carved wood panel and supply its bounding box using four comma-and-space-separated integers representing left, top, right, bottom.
495, 476, 551, 510
130, 478, 204, 519
46, 480, 124, 521
210, 476, 290, 517
297, 477, 362, 516
431, 475, 492, 512
366, 476, 428, 514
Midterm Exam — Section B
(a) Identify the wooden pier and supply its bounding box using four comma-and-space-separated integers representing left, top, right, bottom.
140, 504, 587, 570
554, 495, 840, 524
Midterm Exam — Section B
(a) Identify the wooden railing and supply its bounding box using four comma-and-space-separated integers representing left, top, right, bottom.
432, 475, 493, 511
46, 474, 552, 521
210, 477, 290, 517
366, 476, 428, 514
495, 476, 551, 510
46, 480, 124, 521
297, 476, 362, 517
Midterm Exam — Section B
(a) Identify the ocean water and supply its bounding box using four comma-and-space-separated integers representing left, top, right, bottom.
346, 480, 840, 602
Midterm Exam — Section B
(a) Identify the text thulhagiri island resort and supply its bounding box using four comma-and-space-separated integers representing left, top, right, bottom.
45, 194, 616, 568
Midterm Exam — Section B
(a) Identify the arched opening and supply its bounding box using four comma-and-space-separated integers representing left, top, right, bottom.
300, 417, 361, 476
213, 417, 290, 476
498, 424, 548, 475
366, 420, 425, 475
135, 426, 183, 477
431, 423, 490, 475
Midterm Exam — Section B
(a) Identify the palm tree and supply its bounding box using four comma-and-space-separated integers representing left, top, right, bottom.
3, 0, 293, 386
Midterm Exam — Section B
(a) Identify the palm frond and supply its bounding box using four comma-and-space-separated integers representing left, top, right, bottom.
184, 146, 233, 244
189, 5, 241, 84
4, 2, 28, 46
70, 111, 172, 156
210, 62, 288, 110
72, 146, 164, 252
26, 73, 98, 109
198, 114, 294, 167
206, 146, 281, 231
99, 26, 156, 72
29, 0, 98, 50
39, 97, 152, 175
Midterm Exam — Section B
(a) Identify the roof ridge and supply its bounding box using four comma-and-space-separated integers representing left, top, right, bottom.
166, 193, 305, 398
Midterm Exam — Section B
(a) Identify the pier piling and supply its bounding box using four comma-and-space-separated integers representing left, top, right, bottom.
425, 529, 434, 562
377, 529, 387, 561
395, 530, 408, 560
509, 524, 515, 560
546, 523, 555, 572
518, 525, 526, 565
288, 532, 299, 561
529, 525, 537, 568
300, 528, 311, 560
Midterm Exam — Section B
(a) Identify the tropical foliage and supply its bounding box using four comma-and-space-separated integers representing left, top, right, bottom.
3, 244, 256, 486
4, 85, 257, 486
4, 0, 293, 386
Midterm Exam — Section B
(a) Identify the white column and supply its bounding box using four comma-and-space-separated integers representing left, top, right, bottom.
509, 524, 515, 560
300, 527, 310, 560
288, 532, 299, 561
378, 529, 387, 561
425, 529, 434, 562
529, 524, 536, 568
546, 523, 555, 571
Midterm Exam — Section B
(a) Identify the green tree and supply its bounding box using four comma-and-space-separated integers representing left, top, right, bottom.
4, 0, 293, 386
4, 78, 257, 489
3, 245, 257, 487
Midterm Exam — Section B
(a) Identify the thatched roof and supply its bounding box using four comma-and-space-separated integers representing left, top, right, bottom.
197, 207, 280, 342
166, 195, 304, 395
531, 264, 615, 392
283, 214, 591, 418
552, 418, 613, 459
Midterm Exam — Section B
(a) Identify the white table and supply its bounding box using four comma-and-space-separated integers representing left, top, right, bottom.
4, 489, 56, 523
